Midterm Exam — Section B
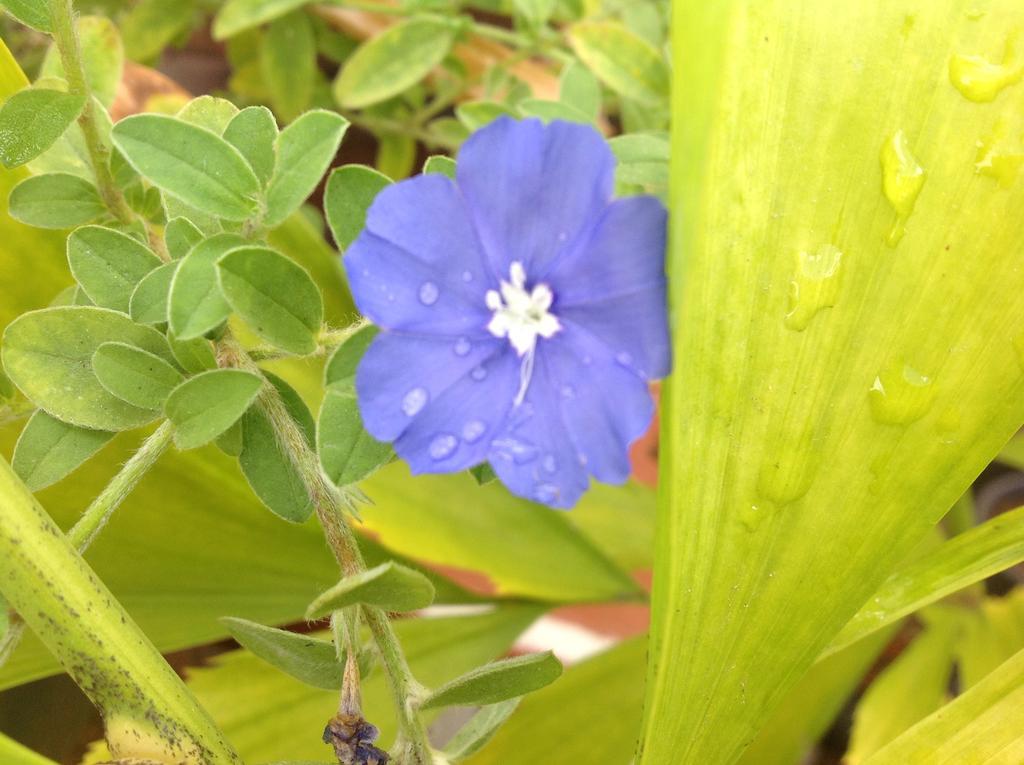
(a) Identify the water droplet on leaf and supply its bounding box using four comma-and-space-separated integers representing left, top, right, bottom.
785, 244, 843, 331
880, 130, 926, 246
868, 363, 936, 425
974, 118, 1024, 187
949, 34, 1023, 102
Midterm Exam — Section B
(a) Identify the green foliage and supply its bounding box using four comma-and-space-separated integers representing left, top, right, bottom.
66, 225, 161, 312
0, 0, 50, 32
220, 617, 348, 690
239, 404, 314, 523
39, 15, 123, 108
92, 341, 184, 410
0, 88, 85, 169
129, 261, 177, 324
12, 410, 114, 491
224, 106, 278, 186
8, 172, 105, 228
261, 12, 316, 122
317, 383, 392, 487
423, 154, 456, 178
306, 562, 435, 618
422, 651, 562, 710
443, 699, 520, 761
165, 369, 264, 450
213, 0, 310, 39
324, 164, 391, 251
168, 233, 248, 339
567, 21, 669, 104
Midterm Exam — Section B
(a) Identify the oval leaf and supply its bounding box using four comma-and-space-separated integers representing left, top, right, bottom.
265, 109, 348, 228
8, 172, 105, 229
323, 324, 378, 387
261, 11, 316, 123
317, 384, 392, 487
306, 561, 436, 619
217, 245, 323, 355
220, 616, 344, 690
224, 105, 278, 186
12, 410, 114, 491
333, 17, 457, 109
239, 405, 314, 523
1, 0, 51, 32
166, 330, 217, 374
567, 21, 669, 104
164, 369, 264, 450
92, 341, 184, 410
2, 306, 175, 430
0, 88, 86, 168
67, 225, 162, 312
324, 164, 391, 251
164, 216, 204, 260
168, 233, 248, 339
129, 260, 178, 325
422, 651, 563, 710
212, 0, 309, 39
111, 114, 262, 221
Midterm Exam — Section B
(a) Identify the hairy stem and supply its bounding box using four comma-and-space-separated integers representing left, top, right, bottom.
48, 0, 133, 222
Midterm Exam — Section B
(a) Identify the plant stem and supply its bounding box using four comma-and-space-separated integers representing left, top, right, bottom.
348, 112, 461, 152
48, 0, 132, 222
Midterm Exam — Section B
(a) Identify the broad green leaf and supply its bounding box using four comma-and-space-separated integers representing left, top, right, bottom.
111, 114, 261, 221
0, 0, 50, 32
956, 589, 1024, 690
164, 216, 205, 260
265, 109, 348, 228
264, 370, 315, 443
306, 561, 435, 619
470, 463, 497, 486
423, 154, 456, 179
455, 101, 518, 131
559, 61, 601, 120
0, 731, 57, 765
168, 233, 249, 339
239, 404, 314, 523
847, 613, 961, 762
213, 0, 310, 39
517, 98, 592, 124
130, 261, 178, 324
422, 651, 562, 710
324, 164, 390, 250
224, 106, 278, 186
317, 384, 393, 487
12, 410, 114, 491
609, 132, 669, 196
184, 608, 542, 760
0, 88, 85, 168
120, 0, 197, 63
92, 341, 184, 410
215, 419, 244, 456
567, 21, 669, 104
262, 12, 315, 122
333, 17, 457, 109
165, 369, 264, 450
640, 3, 1024, 763
39, 16, 123, 108
443, 699, 520, 761
827, 506, 1024, 657
166, 330, 217, 374
176, 95, 239, 136
2, 307, 174, 430
863, 645, 1024, 764
8, 172, 105, 228
465, 639, 645, 765
220, 617, 345, 690
513, 0, 555, 27
323, 324, 378, 386
66, 225, 162, 312
217, 245, 324, 355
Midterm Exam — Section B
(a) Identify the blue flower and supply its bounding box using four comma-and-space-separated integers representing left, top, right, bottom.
346, 117, 670, 508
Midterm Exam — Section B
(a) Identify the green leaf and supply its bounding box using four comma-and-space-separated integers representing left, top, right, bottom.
640, 3, 1024, 763
111, 114, 262, 222
333, 17, 458, 109
0, 88, 85, 168
317, 383, 392, 487
567, 21, 669, 104
220, 617, 345, 690
512, 0, 555, 27
213, 0, 310, 39
11, 410, 114, 491
120, 0, 197, 63
323, 324, 378, 386
306, 561, 434, 619
443, 699, 521, 762
559, 61, 601, 120
956, 589, 1024, 691
239, 403, 314, 523
862, 645, 1024, 764
8, 172, 105, 228
166, 330, 217, 374
422, 651, 562, 710
323, 164, 390, 251
168, 233, 249, 339
455, 101, 518, 131
0, 731, 57, 765
39, 16, 123, 108
517, 98, 592, 125
423, 154, 456, 179
265, 370, 315, 443
177, 95, 240, 135
164, 217, 204, 261
2, 307, 174, 430
224, 105, 278, 186
217, 245, 323, 355
376, 132, 415, 180
470, 463, 497, 486
826, 506, 1024, 658
262, 11, 316, 122
66, 225, 162, 312
847, 613, 961, 763
165, 369, 264, 450
609, 132, 669, 195
265, 109, 348, 228
0, 0, 50, 32
92, 341, 184, 410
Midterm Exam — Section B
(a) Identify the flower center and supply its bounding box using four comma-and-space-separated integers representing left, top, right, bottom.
485, 261, 561, 357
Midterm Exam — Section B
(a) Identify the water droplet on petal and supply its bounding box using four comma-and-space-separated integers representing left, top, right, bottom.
560, 384, 576, 399
471, 365, 487, 381
461, 270, 473, 283
418, 281, 439, 306
880, 130, 926, 246
616, 351, 634, 366
401, 387, 428, 416
429, 433, 458, 460
454, 336, 471, 356
542, 454, 557, 473
462, 420, 485, 443
490, 437, 538, 464
534, 483, 560, 504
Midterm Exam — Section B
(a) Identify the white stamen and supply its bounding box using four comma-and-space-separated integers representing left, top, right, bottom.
486, 260, 561, 406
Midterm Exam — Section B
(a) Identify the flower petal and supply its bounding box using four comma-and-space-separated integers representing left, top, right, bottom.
347, 174, 492, 335
394, 348, 519, 474
543, 324, 656, 485
356, 332, 508, 442
486, 351, 591, 509
457, 118, 614, 279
